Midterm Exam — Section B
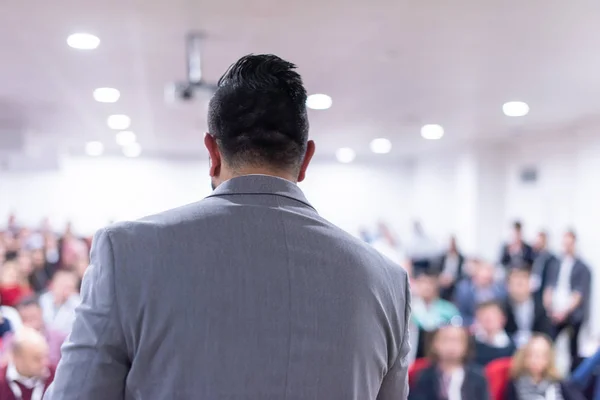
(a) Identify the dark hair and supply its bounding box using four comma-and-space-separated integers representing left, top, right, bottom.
208, 54, 309, 171
508, 266, 531, 278
414, 268, 441, 279
475, 300, 506, 315
16, 295, 41, 309
426, 325, 473, 364
513, 221, 523, 231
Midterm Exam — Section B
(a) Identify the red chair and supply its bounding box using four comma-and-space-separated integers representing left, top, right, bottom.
485, 357, 512, 400
408, 358, 430, 387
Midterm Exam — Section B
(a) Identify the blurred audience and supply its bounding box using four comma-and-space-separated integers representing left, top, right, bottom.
39, 270, 80, 336
409, 324, 490, 400
500, 221, 535, 270
0, 327, 54, 400
2, 210, 597, 399
473, 301, 516, 366
545, 230, 592, 371
504, 267, 552, 348
454, 260, 506, 326
507, 334, 585, 400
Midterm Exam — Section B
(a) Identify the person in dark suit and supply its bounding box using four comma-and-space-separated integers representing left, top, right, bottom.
506, 334, 585, 400
500, 221, 535, 270
544, 230, 592, 371
437, 236, 465, 301
504, 267, 552, 347
531, 231, 557, 300
409, 324, 490, 400
473, 301, 517, 367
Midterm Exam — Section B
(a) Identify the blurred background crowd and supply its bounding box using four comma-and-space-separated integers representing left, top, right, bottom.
0, 214, 598, 399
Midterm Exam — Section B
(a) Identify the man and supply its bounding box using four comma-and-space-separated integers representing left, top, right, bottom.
454, 260, 506, 326
411, 270, 460, 358
503, 267, 551, 348
472, 301, 516, 366
499, 221, 535, 269
46, 54, 411, 399
16, 297, 67, 367
38, 270, 80, 336
437, 236, 465, 300
530, 231, 557, 299
544, 230, 592, 371
0, 327, 54, 400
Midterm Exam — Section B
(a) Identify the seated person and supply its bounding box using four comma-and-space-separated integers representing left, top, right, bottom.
16, 296, 66, 367
409, 323, 490, 400
0, 327, 55, 399
473, 301, 516, 366
0, 260, 33, 307
455, 260, 506, 326
411, 270, 460, 358
504, 267, 552, 348
506, 334, 585, 400
39, 270, 81, 336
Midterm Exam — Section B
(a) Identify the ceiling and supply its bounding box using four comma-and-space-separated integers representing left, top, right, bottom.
1, 0, 600, 168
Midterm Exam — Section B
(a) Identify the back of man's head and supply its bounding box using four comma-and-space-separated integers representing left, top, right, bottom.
208, 54, 309, 173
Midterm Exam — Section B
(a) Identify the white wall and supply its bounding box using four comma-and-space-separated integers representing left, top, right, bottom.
0, 157, 413, 238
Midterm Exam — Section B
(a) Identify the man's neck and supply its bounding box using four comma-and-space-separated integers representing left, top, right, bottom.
224, 167, 297, 184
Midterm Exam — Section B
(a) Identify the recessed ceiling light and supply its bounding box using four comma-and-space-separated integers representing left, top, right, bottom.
370, 138, 392, 154
116, 131, 136, 146
335, 147, 356, 163
85, 141, 104, 156
421, 124, 444, 140
123, 142, 142, 158
93, 88, 120, 103
107, 114, 131, 130
306, 94, 332, 110
502, 101, 529, 117
67, 33, 100, 50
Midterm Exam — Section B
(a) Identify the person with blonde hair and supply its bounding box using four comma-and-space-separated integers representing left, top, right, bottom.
506, 334, 585, 400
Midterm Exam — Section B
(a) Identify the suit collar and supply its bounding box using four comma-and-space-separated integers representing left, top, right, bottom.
207, 174, 316, 211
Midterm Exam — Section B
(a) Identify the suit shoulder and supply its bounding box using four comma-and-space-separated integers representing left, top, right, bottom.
103, 197, 222, 236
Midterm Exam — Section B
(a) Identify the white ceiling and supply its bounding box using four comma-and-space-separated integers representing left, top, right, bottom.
1, 0, 600, 166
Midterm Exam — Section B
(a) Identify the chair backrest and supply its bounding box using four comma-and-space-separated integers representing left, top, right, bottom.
485, 357, 513, 400
408, 358, 430, 387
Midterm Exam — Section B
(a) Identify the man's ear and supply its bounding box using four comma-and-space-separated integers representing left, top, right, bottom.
297, 140, 315, 182
204, 133, 221, 177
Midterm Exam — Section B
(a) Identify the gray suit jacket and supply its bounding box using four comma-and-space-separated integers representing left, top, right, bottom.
45, 175, 411, 400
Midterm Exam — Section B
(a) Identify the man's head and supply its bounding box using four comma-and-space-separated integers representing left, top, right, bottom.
50, 270, 78, 304
16, 296, 45, 332
472, 261, 495, 287
512, 221, 523, 243
475, 301, 507, 336
507, 268, 532, 303
533, 231, 548, 252
562, 230, 577, 256
205, 54, 315, 189
414, 270, 440, 303
30, 248, 46, 268
11, 327, 49, 378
